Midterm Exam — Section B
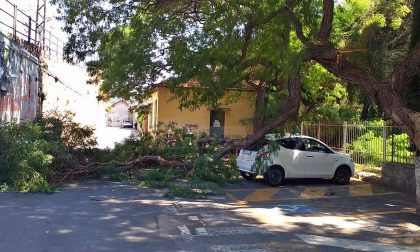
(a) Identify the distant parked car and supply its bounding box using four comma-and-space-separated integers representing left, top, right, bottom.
122, 120, 133, 128
236, 135, 355, 186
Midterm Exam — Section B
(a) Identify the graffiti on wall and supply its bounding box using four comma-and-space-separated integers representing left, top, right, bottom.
0, 32, 39, 123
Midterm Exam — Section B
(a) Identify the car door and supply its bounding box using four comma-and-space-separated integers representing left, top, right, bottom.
300, 138, 335, 178
276, 138, 307, 178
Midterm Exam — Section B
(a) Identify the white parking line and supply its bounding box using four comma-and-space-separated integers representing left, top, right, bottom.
195, 227, 208, 236
202, 227, 272, 236
166, 205, 178, 215
210, 245, 280, 252
177, 225, 193, 241
188, 215, 199, 221
200, 214, 241, 222
296, 234, 420, 252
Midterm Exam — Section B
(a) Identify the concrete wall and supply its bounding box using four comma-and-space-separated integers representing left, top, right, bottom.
148, 87, 254, 138
42, 58, 104, 127
382, 162, 416, 194
0, 33, 39, 123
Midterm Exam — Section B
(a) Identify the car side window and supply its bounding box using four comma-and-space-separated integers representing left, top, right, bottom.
278, 138, 298, 149
295, 139, 305, 151
302, 139, 330, 153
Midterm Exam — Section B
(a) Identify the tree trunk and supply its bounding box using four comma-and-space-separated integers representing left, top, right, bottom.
282, 0, 420, 212
308, 45, 420, 212
253, 85, 266, 133
416, 156, 420, 212
214, 70, 301, 160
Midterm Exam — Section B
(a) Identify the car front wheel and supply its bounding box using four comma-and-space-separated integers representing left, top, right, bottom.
333, 166, 351, 185
264, 167, 284, 186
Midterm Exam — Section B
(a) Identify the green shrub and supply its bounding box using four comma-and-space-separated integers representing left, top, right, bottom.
0, 111, 97, 192
188, 155, 239, 183
349, 130, 415, 167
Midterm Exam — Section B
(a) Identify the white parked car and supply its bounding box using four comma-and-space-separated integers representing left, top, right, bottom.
122, 120, 133, 128
236, 135, 355, 186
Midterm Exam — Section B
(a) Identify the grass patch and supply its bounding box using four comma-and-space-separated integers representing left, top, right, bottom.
164, 187, 207, 199
162, 180, 223, 199
355, 164, 382, 175
138, 168, 180, 188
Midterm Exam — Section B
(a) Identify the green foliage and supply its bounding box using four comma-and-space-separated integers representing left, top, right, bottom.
163, 187, 208, 199
334, 0, 412, 81
88, 122, 199, 165
349, 128, 415, 167
52, 0, 323, 114
0, 112, 97, 192
141, 169, 179, 183
189, 155, 239, 183
0, 123, 54, 192
300, 63, 361, 121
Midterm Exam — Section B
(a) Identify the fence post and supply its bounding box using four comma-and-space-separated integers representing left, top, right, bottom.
391, 130, 394, 162
317, 121, 321, 140
300, 122, 304, 135
13, 4, 17, 39
383, 121, 387, 163
28, 16, 32, 43
343, 121, 347, 153
56, 36, 59, 58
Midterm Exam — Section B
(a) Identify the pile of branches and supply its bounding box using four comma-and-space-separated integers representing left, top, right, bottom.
52, 155, 191, 183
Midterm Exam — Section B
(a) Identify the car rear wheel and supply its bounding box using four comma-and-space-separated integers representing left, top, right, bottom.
333, 166, 351, 185
264, 167, 284, 186
240, 171, 255, 180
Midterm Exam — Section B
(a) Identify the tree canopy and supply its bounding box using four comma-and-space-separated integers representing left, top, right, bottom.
51, 0, 420, 154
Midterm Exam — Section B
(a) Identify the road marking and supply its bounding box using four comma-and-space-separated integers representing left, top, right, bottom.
296, 234, 420, 252
243, 188, 280, 202
166, 205, 179, 215
201, 214, 241, 222
225, 192, 247, 205
299, 187, 326, 199
211, 241, 307, 251
195, 227, 208, 236
188, 215, 199, 221
349, 184, 373, 197
177, 225, 193, 241
203, 227, 272, 236
211, 244, 278, 252
341, 208, 417, 218
226, 190, 397, 204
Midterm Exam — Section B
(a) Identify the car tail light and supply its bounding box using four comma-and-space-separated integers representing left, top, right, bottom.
259, 151, 269, 157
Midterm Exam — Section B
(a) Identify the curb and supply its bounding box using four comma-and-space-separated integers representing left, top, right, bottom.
354, 171, 382, 184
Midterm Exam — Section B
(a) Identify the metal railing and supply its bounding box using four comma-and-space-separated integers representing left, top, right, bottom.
0, 0, 65, 60
285, 121, 417, 172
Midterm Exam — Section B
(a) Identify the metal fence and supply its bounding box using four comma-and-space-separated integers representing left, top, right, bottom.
287, 121, 417, 172
0, 0, 66, 61
0, 0, 99, 65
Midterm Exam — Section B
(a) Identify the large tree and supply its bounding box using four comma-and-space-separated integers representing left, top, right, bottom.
52, 0, 420, 206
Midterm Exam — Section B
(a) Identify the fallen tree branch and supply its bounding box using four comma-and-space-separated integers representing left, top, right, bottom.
52, 155, 192, 183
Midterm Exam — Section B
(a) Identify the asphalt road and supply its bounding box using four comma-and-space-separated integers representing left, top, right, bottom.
0, 179, 419, 252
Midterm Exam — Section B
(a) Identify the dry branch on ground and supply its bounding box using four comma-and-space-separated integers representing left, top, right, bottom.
52, 155, 191, 183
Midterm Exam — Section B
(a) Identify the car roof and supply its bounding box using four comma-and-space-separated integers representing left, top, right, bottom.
265, 134, 329, 144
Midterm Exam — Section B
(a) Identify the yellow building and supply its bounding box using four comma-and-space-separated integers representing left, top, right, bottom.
143, 85, 255, 139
